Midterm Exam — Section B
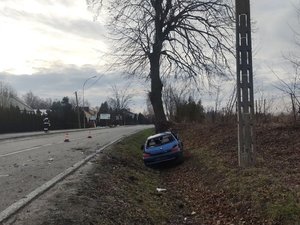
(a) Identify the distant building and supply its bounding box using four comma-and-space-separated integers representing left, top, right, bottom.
83, 107, 98, 127
33, 109, 49, 115
0, 95, 34, 113
123, 109, 136, 119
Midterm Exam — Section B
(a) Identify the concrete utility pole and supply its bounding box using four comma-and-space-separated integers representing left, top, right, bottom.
235, 0, 256, 167
75, 91, 81, 129
82, 76, 97, 129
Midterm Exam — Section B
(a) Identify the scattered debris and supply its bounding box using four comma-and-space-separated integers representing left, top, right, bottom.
156, 188, 167, 192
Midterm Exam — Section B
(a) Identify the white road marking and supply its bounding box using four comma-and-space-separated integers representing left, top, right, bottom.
0, 174, 9, 177
0, 136, 91, 158
0, 136, 125, 223
0, 146, 40, 158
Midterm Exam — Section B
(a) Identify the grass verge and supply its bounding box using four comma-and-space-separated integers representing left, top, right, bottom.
16, 124, 300, 225
183, 145, 300, 225
89, 128, 193, 225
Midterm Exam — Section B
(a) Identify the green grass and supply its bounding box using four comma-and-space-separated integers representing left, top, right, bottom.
94, 128, 300, 224
116, 129, 300, 224
268, 198, 300, 224
95, 128, 176, 224
189, 146, 300, 224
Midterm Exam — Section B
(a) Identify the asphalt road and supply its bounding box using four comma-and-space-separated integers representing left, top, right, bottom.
0, 125, 152, 213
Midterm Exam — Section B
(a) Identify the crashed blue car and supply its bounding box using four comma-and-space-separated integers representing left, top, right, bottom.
142, 131, 184, 166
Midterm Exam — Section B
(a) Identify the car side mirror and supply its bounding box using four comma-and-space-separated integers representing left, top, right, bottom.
141, 144, 144, 150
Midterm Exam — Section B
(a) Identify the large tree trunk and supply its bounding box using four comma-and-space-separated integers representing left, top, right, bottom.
148, 0, 169, 133
149, 53, 168, 133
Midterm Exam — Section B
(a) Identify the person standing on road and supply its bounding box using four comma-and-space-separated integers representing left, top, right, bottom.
43, 116, 51, 133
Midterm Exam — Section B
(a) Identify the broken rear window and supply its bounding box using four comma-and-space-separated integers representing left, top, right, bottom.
146, 134, 175, 147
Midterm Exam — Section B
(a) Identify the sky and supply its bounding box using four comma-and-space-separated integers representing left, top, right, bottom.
0, 0, 299, 113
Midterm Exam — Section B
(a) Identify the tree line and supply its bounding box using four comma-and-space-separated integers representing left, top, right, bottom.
0, 93, 153, 134
0, 97, 78, 134
0, 106, 41, 133
97, 101, 151, 126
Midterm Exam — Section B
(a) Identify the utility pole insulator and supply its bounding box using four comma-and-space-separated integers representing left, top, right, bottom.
236, 0, 256, 167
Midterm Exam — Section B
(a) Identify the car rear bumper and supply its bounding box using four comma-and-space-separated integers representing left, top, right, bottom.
143, 151, 183, 166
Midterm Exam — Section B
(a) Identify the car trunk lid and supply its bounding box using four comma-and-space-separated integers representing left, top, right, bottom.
145, 142, 174, 155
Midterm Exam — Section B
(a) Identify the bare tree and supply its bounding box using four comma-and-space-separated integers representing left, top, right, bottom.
22, 91, 52, 109
22, 91, 41, 109
272, 67, 300, 123
107, 84, 134, 111
225, 84, 236, 114
254, 85, 274, 116
87, 0, 234, 132
274, 3, 300, 122
162, 85, 177, 120
162, 83, 191, 121
0, 81, 17, 108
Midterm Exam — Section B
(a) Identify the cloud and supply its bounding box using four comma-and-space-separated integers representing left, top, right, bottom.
0, 64, 149, 113
1, 5, 106, 41
252, 0, 298, 67
0, 0, 298, 114
0, 1, 108, 74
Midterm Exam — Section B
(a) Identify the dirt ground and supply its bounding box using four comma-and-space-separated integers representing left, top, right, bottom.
3, 121, 300, 225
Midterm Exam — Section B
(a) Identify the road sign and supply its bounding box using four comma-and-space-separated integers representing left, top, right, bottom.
100, 114, 110, 120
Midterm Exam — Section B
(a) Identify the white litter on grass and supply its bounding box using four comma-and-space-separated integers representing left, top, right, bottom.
48, 158, 54, 161
191, 211, 196, 215
156, 188, 167, 192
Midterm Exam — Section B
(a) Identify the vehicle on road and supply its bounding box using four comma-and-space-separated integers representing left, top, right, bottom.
141, 131, 184, 166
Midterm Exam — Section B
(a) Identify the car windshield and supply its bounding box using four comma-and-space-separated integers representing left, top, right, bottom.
146, 134, 175, 147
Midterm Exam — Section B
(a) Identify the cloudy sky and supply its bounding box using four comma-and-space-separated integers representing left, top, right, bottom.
0, 0, 299, 112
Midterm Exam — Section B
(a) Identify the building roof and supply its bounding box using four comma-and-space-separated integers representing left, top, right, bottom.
1, 95, 33, 112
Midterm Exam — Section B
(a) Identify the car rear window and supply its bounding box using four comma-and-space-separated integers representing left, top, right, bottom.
147, 134, 175, 147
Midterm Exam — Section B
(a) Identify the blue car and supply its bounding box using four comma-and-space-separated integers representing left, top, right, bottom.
142, 131, 184, 166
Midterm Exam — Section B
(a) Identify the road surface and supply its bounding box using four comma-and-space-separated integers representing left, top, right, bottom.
0, 125, 151, 214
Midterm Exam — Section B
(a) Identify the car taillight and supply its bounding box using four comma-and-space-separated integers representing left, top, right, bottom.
143, 153, 151, 159
171, 145, 180, 152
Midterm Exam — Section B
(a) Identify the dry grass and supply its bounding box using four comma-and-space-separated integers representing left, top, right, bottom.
15, 122, 300, 225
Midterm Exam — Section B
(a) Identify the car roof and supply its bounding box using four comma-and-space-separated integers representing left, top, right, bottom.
147, 131, 173, 140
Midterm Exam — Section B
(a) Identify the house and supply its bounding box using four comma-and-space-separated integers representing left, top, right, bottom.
0, 95, 34, 113
83, 107, 98, 127
33, 109, 49, 115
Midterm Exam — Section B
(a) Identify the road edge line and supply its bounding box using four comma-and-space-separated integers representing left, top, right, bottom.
0, 136, 124, 224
